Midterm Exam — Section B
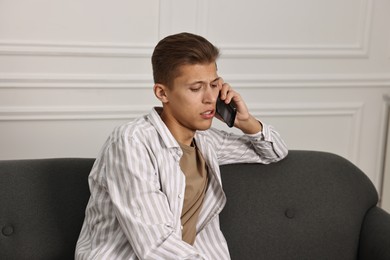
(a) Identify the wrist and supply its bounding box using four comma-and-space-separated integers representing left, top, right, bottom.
237, 115, 262, 134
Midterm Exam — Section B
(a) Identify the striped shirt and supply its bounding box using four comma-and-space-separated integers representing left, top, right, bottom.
75, 107, 288, 260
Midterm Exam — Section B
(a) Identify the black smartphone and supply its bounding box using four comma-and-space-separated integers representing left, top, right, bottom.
216, 95, 237, 128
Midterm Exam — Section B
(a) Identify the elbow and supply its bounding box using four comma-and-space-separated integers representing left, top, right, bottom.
279, 147, 288, 160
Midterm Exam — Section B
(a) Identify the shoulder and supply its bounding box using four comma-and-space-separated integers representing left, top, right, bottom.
108, 115, 159, 145
197, 127, 231, 140
195, 127, 227, 146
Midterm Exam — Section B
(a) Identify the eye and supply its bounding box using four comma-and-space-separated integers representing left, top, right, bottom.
211, 79, 220, 88
190, 87, 201, 92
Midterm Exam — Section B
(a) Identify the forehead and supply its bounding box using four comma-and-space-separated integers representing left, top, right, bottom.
175, 63, 218, 84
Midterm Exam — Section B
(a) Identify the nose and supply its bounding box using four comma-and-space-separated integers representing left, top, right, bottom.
203, 85, 217, 104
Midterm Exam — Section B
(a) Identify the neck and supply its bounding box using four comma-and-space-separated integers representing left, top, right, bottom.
160, 110, 195, 146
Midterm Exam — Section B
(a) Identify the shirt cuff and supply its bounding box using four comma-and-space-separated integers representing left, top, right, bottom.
245, 121, 272, 142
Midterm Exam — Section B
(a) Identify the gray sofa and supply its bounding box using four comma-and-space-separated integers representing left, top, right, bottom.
1, 150, 390, 260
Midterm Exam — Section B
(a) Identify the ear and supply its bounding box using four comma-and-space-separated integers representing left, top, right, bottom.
153, 84, 169, 103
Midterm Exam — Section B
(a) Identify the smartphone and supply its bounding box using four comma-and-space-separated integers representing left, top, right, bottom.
216, 95, 237, 128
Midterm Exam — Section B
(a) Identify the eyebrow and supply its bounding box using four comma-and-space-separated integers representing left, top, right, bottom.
212, 77, 221, 84
188, 77, 221, 86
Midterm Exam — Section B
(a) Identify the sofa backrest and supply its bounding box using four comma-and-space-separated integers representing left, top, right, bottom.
0, 151, 379, 260
219, 150, 378, 260
0, 158, 93, 260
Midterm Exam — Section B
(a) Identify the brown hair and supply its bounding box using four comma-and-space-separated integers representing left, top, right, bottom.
151, 32, 220, 86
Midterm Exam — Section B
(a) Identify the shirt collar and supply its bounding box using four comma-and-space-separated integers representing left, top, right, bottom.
147, 107, 180, 149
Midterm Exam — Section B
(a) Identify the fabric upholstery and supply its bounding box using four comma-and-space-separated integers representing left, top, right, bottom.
219, 150, 380, 260
358, 206, 390, 260
0, 151, 389, 260
0, 158, 92, 260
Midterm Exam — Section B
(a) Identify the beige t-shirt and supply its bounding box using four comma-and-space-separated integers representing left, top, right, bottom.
179, 141, 209, 245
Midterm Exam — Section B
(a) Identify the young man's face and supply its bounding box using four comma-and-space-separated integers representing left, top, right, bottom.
163, 62, 220, 134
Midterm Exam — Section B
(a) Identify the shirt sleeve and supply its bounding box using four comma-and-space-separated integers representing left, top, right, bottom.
208, 122, 288, 165
103, 135, 208, 260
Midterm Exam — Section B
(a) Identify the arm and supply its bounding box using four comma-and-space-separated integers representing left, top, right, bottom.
213, 81, 288, 164
105, 136, 208, 259
208, 122, 287, 165
358, 206, 390, 260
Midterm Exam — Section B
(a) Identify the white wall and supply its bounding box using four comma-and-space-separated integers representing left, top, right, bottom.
1, 0, 390, 205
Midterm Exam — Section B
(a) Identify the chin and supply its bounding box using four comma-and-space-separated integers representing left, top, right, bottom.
196, 122, 213, 131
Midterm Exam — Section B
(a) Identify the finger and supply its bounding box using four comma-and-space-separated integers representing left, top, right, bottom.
220, 83, 231, 99
216, 78, 224, 92
225, 89, 238, 104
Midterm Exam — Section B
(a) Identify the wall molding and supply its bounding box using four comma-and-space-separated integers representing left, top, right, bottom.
0, 0, 373, 59
225, 74, 390, 88
0, 74, 153, 89
0, 105, 150, 121
195, 0, 373, 58
377, 95, 390, 203
158, 0, 174, 38
248, 102, 363, 117
0, 101, 366, 184
248, 102, 364, 164
0, 41, 153, 57
0, 102, 364, 162
0, 102, 363, 120
1, 73, 389, 89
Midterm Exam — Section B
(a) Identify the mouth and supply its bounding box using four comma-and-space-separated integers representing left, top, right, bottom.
200, 109, 215, 119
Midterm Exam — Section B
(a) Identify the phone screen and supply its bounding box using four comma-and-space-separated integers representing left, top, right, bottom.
216, 96, 237, 127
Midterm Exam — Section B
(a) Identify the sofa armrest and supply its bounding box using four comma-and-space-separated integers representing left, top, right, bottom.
358, 206, 390, 260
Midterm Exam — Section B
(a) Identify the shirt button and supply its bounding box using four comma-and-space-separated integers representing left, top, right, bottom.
181, 225, 184, 230
178, 193, 183, 199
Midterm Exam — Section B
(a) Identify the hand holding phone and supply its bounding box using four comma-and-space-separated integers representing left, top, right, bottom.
216, 94, 237, 128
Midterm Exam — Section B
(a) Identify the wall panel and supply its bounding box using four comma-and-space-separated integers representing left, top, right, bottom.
0, 0, 159, 55
179, 0, 373, 58
1, 0, 390, 201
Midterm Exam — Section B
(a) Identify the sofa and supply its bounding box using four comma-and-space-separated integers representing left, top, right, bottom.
1, 150, 390, 260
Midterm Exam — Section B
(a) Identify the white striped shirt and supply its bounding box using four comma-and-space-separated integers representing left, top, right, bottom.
75, 107, 288, 260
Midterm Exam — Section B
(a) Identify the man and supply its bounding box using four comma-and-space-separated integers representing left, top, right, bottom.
75, 32, 288, 259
